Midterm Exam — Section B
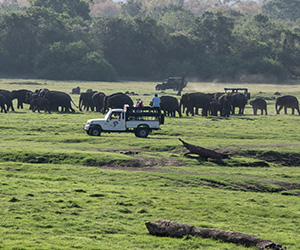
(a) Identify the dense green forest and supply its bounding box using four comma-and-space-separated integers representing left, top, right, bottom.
0, 0, 299, 82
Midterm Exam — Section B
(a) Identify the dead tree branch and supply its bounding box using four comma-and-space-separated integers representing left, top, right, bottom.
145, 219, 286, 250
179, 138, 229, 163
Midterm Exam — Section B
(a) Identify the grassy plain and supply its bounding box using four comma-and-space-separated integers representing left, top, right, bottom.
0, 78, 300, 249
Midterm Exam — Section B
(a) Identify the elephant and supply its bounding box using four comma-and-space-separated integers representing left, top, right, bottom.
71, 86, 80, 94
275, 95, 300, 115
0, 89, 14, 111
180, 92, 211, 116
209, 98, 220, 116
25, 92, 39, 110
180, 93, 189, 114
92, 91, 106, 112
104, 93, 133, 112
208, 92, 224, 116
250, 98, 267, 115
218, 93, 233, 117
160, 96, 182, 117
30, 97, 51, 113
231, 92, 247, 115
102, 92, 124, 113
44, 91, 77, 112
36, 88, 50, 97
12, 89, 33, 109
0, 94, 7, 113
79, 91, 97, 111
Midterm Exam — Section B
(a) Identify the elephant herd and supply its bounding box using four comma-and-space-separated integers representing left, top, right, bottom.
179, 92, 249, 117
79, 91, 134, 113
0, 88, 299, 117
0, 88, 77, 113
179, 92, 300, 117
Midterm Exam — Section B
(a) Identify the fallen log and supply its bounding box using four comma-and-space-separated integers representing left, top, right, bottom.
179, 138, 229, 163
145, 219, 286, 250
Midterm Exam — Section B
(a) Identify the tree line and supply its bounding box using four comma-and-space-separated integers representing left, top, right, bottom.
0, 0, 299, 82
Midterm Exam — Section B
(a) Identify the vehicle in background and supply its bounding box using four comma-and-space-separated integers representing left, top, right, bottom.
224, 87, 251, 100
155, 77, 187, 91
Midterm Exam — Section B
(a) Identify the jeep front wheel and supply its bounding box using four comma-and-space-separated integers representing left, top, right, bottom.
89, 127, 102, 136
135, 127, 149, 138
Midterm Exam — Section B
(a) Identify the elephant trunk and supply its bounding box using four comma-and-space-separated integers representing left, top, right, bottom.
180, 99, 185, 113
79, 98, 83, 111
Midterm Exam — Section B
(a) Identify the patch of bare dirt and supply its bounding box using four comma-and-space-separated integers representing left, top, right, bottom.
115, 156, 186, 168
236, 150, 300, 167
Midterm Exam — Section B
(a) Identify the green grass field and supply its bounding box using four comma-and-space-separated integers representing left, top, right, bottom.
0, 78, 299, 249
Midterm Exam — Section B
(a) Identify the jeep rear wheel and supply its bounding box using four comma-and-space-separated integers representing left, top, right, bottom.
135, 127, 149, 138
89, 127, 102, 136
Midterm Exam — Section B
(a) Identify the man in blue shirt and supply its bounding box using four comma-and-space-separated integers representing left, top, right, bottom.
151, 94, 161, 108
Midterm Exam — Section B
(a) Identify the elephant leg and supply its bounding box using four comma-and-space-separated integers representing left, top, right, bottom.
277, 105, 283, 114
185, 107, 190, 116
253, 108, 257, 115
232, 106, 235, 115
292, 108, 295, 115
284, 106, 287, 114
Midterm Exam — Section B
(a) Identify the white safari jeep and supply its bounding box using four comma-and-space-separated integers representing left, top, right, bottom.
84, 106, 164, 138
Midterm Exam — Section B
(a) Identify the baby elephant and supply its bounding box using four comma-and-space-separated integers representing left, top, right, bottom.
275, 95, 300, 115
31, 98, 51, 113
0, 94, 7, 113
250, 98, 267, 115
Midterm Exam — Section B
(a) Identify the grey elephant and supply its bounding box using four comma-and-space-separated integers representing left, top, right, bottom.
231, 92, 247, 115
275, 95, 300, 115
218, 93, 233, 117
71, 86, 80, 94
92, 91, 106, 112
79, 91, 97, 111
180, 92, 211, 116
102, 92, 126, 114
250, 98, 267, 115
44, 91, 77, 112
36, 88, 50, 97
208, 92, 224, 116
160, 96, 181, 117
0, 89, 14, 111
12, 89, 33, 109
25, 92, 39, 110
0, 94, 7, 113
31, 97, 51, 113
105, 93, 133, 112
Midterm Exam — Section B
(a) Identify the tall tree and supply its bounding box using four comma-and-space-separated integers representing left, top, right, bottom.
29, 0, 91, 20
262, 0, 300, 21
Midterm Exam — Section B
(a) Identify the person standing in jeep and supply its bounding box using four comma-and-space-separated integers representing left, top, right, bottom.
177, 72, 186, 96
151, 94, 161, 108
